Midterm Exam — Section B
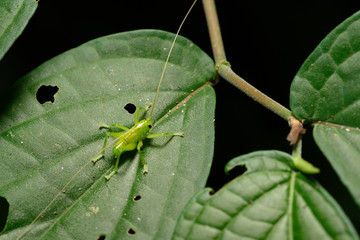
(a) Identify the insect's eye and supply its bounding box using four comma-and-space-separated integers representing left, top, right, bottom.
148, 125, 152, 129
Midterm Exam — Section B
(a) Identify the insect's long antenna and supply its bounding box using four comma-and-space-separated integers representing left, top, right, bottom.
149, 0, 198, 118
17, 2, 197, 239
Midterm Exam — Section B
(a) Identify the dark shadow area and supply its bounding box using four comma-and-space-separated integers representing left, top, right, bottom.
0, 196, 9, 232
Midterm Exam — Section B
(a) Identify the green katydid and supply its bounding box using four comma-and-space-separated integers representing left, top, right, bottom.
91, 103, 184, 180
15, 0, 198, 239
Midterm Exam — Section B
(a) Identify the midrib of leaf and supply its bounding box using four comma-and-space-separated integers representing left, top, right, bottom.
287, 171, 296, 240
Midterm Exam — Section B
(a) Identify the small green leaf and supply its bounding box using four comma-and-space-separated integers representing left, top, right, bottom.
172, 151, 358, 240
289, 10, 360, 205
0, 30, 215, 239
0, 0, 38, 60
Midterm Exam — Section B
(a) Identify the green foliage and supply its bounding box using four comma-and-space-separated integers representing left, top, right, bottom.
0, 30, 215, 239
0, 2, 360, 240
290, 10, 360, 206
172, 151, 358, 240
0, 0, 37, 60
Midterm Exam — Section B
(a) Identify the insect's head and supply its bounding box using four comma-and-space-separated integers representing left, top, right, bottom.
136, 118, 153, 133
144, 119, 153, 130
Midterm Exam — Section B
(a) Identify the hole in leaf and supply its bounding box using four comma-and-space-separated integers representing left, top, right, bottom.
127, 228, 136, 235
0, 197, 9, 232
97, 234, 106, 240
133, 195, 141, 201
36, 85, 59, 104
124, 103, 136, 114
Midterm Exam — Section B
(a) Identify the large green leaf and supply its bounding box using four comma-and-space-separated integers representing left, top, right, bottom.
0, 30, 215, 239
0, 0, 38, 60
172, 151, 358, 240
289, 10, 360, 205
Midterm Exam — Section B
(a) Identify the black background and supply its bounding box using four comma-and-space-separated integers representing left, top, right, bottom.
1, 0, 360, 233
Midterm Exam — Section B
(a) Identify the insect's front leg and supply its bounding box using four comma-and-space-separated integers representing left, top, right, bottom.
134, 102, 151, 123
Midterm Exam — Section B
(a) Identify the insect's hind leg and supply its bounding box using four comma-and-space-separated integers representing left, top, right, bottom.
146, 132, 184, 139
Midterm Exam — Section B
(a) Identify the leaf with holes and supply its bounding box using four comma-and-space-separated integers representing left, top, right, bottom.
0, 0, 37, 60
0, 30, 215, 239
172, 151, 358, 240
290, 10, 360, 206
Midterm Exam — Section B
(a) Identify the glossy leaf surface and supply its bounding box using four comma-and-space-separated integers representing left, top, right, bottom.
0, 30, 215, 239
172, 151, 358, 240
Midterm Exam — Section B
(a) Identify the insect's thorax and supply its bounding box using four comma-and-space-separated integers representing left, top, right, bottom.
126, 119, 152, 141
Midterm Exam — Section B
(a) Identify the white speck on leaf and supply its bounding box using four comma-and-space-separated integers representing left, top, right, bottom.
89, 206, 99, 214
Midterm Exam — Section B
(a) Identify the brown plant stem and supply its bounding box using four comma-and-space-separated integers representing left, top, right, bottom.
202, 0, 305, 144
